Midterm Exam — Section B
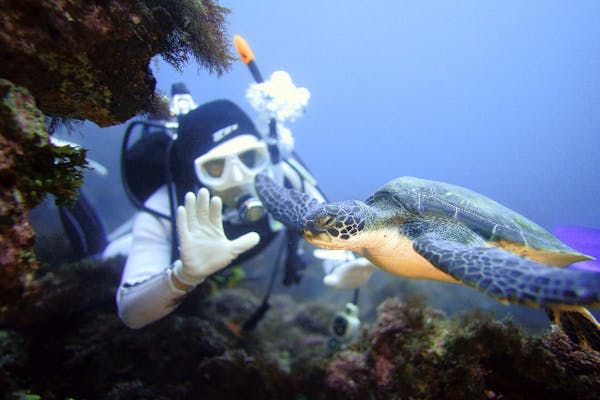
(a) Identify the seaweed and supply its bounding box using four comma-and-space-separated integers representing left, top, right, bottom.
0, 0, 234, 324
0, 80, 88, 323
0, 0, 233, 125
146, 0, 235, 75
324, 297, 600, 399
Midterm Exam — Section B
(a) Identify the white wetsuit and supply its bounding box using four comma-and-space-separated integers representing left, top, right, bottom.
116, 163, 325, 329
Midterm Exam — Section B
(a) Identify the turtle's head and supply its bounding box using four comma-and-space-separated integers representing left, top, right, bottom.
302, 200, 370, 250
255, 173, 371, 249
255, 173, 320, 231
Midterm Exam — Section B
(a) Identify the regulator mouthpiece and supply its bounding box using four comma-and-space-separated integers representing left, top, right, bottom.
237, 195, 266, 222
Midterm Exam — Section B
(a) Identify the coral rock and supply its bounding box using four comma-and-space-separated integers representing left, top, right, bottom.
0, 0, 233, 126
0, 79, 88, 323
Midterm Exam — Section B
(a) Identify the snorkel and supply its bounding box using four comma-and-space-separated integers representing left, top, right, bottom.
234, 38, 363, 338
234, 35, 281, 164
233, 35, 311, 331
234, 35, 304, 222
234, 35, 310, 164
233, 35, 312, 220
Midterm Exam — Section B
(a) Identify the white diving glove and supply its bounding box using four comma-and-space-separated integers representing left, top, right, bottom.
315, 249, 377, 289
173, 188, 260, 286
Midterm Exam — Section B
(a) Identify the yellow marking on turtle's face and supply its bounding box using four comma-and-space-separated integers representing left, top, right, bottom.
303, 230, 349, 250
490, 240, 593, 267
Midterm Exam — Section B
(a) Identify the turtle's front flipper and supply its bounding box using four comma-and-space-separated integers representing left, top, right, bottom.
545, 307, 600, 352
255, 173, 320, 232
413, 237, 600, 308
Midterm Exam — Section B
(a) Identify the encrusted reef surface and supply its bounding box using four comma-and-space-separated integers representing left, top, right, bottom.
326, 297, 600, 400
1, 258, 598, 400
0, 80, 86, 323
0, 0, 232, 125
0, 0, 232, 324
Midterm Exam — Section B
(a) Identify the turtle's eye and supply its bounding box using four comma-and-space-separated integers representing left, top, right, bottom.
315, 214, 335, 228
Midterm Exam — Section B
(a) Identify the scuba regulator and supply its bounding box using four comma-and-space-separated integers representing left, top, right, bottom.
236, 193, 266, 222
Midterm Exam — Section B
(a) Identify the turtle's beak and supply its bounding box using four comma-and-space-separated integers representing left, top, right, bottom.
302, 227, 345, 250
302, 228, 328, 241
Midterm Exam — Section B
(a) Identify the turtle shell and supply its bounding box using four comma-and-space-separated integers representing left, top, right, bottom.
367, 176, 582, 255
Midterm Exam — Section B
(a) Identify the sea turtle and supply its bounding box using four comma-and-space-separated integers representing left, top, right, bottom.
255, 174, 600, 351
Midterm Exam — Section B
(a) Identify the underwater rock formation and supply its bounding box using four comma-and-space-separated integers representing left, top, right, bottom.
325, 296, 600, 400
0, 0, 233, 324
2, 257, 598, 400
0, 257, 335, 399
0, 0, 233, 125
0, 80, 87, 323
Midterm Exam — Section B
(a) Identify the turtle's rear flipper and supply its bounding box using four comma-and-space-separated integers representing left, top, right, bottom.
545, 307, 600, 352
413, 237, 600, 308
255, 173, 320, 232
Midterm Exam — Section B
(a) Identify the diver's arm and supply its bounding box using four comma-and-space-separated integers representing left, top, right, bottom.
172, 188, 259, 285
280, 160, 325, 202
303, 181, 326, 203
116, 206, 188, 329
116, 188, 259, 329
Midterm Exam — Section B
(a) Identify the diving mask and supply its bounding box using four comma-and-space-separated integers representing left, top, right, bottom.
194, 135, 270, 192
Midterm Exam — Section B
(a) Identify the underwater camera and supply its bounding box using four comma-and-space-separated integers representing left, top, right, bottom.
330, 303, 361, 344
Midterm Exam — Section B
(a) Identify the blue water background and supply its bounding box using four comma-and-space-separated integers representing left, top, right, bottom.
60, 1, 600, 231
39, 1, 600, 327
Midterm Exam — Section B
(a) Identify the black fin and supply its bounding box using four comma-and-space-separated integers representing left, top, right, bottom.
545, 307, 600, 352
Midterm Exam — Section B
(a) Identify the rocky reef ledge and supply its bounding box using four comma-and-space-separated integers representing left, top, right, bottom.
0, 0, 232, 125
1, 259, 598, 399
0, 0, 231, 323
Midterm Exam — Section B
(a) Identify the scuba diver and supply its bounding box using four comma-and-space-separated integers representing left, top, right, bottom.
116, 79, 375, 330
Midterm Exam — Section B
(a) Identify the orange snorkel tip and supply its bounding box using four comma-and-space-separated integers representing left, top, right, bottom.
233, 34, 277, 161
233, 34, 264, 83
234, 35, 255, 65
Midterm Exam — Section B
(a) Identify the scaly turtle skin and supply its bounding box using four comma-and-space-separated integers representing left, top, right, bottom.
256, 174, 600, 350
